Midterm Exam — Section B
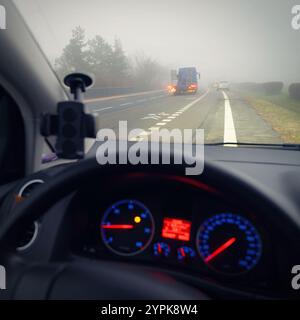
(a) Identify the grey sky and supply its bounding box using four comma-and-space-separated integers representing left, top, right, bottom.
14, 0, 300, 83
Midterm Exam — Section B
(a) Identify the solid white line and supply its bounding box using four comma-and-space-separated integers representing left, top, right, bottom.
93, 107, 113, 112
222, 91, 237, 145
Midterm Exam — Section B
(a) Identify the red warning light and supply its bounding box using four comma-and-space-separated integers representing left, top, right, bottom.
162, 218, 191, 241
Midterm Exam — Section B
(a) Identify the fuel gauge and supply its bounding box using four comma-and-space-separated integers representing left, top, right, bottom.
177, 246, 196, 261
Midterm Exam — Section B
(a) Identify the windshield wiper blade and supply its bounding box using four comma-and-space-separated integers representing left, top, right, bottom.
205, 142, 300, 149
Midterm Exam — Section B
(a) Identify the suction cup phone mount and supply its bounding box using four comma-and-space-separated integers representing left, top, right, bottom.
64, 73, 93, 101
40, 73, 96, 160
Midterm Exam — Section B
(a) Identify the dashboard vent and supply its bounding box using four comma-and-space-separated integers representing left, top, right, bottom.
18, 179, 44, 198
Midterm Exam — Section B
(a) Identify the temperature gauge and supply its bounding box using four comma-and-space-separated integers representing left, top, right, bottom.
177, 246, 196, 261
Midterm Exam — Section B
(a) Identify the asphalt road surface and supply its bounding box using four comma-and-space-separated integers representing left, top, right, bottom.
84, 87, 282, 150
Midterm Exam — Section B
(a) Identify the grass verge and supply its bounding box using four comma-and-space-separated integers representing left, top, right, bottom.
241, 92, 300, 144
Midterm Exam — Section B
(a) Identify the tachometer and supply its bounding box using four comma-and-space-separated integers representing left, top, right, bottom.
101, 199, 155, 256
196, 213, 262, 275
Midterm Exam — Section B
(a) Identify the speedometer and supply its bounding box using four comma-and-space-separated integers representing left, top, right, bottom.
196, 213, 262, 275
101, 199, 155, 256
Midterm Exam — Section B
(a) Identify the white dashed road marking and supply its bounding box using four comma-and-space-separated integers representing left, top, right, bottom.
130, 90, 210, 141
93, 107, 113, 112
120, 102, 133, 107
89, 90, 210, 145
142, 115, 161, 120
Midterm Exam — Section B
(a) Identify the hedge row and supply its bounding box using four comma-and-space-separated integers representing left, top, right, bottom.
263, 82, 283, 95
288, 83, 300, 101
233, 82, 283, 95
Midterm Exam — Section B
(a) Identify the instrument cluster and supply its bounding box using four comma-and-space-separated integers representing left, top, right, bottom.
99, 199, 262, 276
70, 177, 268, 286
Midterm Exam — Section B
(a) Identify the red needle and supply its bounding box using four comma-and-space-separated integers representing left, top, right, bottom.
180, 248, 186, 258
204, 237, 236, 263
102, 224, 134, 230
157, 243, 162, 254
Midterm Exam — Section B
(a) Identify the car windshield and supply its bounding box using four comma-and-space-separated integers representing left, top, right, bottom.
14, 0, 300, 146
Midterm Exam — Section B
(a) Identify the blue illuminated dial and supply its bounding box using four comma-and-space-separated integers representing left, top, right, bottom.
101, 200, 155, 256
177, 246, 196, 261
153, 242, 171, 257
197, 213, 262, 275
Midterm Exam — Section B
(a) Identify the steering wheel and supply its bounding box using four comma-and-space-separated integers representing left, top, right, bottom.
0, 152, 290, 300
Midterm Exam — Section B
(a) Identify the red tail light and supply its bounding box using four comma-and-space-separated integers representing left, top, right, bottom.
189, 83, 197, 89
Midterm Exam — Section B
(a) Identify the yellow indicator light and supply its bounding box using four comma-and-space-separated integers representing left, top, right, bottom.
134, 216, 142, 224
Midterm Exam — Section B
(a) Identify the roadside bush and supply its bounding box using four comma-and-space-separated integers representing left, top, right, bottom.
263, 82, 283, 95
288, 83, 300, 101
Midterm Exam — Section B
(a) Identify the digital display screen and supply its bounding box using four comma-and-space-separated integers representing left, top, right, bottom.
162, 218, 191, 241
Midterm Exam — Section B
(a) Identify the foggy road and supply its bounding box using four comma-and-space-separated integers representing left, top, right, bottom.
85, 88, 282, 147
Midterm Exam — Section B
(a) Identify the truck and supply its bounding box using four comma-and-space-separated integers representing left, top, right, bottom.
168, 67, 200, 95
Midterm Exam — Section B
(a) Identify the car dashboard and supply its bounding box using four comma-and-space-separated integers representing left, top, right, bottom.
66, 172, 294, 299
1, 146, 300, 299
